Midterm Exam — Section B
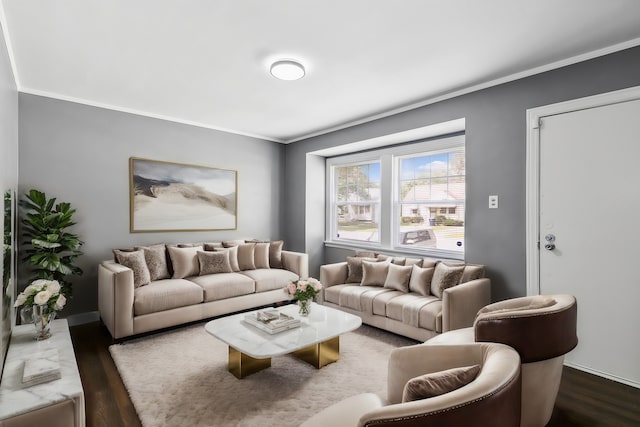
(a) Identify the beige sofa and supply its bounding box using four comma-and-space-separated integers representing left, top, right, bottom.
98, 241, 308, 339
319, 255, 491, 341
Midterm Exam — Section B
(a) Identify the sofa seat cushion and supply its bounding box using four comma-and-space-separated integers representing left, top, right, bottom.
371, 290, 405, 316
336, 285, 393, 312
189, 273, 255, 302
383, 294, 441, 329
359, 287, 397, 314
134, 279, 204, 316
240, 268, 299, 292
419, 299, 443, 332
324, 285, 348, 305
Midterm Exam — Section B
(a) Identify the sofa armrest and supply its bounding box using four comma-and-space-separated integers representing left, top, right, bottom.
301, 393, 385, 427
320, 262, 348, 287
281, 250, 309, 278
98, 260, 135, 339
441, 278, 491, 332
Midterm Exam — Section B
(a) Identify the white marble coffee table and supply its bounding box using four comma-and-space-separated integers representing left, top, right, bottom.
205, 303, 362, 378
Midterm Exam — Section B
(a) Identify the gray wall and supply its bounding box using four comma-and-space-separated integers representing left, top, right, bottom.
284, 46, 640, 301
0, 24, 18, 375
18, 95, 286, 316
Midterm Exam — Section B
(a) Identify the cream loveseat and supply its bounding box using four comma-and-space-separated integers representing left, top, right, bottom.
98, 240, 308, 339
319, 254, 490, 341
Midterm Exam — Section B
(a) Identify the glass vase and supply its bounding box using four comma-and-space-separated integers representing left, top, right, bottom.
31, 305, 56, 340
298, 299, 311, 317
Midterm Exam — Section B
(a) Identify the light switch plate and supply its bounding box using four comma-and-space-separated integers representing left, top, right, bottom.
489, 195, 498, 209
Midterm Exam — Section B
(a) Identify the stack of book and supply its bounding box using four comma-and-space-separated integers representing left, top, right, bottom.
244, 309, 301, 334
22, 349, 61, 388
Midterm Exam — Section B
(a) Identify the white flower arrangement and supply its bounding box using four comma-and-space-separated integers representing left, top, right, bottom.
14, 279, 67, 312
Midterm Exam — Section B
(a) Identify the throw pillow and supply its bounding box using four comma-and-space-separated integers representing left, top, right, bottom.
237, 243, 256, 270
254, 242, 270, 269
167, 245, 203, 279
135, 244, 170, 281
269, 240, 284, 268
422, 257, 438, 268
113, 249, 151, 288
430, 262, 466, 298
402, 364, 481, 402
197, 250, 232, 275
346, 256, 377, 283
384, 263, 413, 292
222, 239, 246, 248
361, 261, 390, 287
214, 246, 240, 272
203, 242, 223, 251
459, 264, 485, 283
356, 251, 377, 258
405, 257, 424, 267
408, 265, 435, 296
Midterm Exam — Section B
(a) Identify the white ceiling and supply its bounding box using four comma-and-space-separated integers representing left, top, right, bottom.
2, 1, 640, 143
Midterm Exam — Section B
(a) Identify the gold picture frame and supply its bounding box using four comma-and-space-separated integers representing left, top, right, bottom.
129, 157, 237, 232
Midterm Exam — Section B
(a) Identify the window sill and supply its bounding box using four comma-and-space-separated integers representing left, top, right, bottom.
324, 241, 465, 262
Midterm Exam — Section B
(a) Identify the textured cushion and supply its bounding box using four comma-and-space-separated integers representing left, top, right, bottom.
134, 244, 170, 282
346, 256, 377, 283
167, 245, 203, 279
402, 364, 481, 402
254, 242, 270, 269
408, 265, 435, 296
113, 249, 151, 288
214, 246, 240, 272
197, 250, 232, 275
237, 243, 256, 270
269, 240, 284, 268
384, 263, 413, 292
430, 262, 465, 298
361, 261, 389, 287
460, 264, 485, 283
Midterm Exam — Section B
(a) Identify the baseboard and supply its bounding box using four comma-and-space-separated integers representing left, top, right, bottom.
565, 361, 640, 389
66, 311, 100, 327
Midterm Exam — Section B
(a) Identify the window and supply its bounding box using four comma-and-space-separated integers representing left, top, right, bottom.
397, 147, 465, 254
327, 134, 465, 259
332, 162, 381, 243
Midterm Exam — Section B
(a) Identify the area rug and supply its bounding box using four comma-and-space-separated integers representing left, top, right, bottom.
109, 323, 416, 427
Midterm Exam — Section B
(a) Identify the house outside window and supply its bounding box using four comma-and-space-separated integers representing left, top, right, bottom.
327, 134, 465, 259
332, 162, 381, 243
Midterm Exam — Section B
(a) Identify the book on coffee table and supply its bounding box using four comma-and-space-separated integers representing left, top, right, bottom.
243, 309, 301, 334
21, 348, 62, 388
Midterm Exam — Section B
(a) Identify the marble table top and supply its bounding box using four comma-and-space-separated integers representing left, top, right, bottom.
205, 303, 362, 359
0, 319, 84, 420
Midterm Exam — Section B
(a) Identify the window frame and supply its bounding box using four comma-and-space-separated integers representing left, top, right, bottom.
326, 134, 465, 260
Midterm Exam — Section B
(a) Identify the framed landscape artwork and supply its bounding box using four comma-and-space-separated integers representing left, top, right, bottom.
129, 157, 237, 232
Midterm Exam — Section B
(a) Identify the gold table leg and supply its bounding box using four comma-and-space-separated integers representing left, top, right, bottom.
228, 347, 271, 379
292, 336, 340, 369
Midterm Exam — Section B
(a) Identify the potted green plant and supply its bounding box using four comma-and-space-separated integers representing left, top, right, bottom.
20, 189, 84, 298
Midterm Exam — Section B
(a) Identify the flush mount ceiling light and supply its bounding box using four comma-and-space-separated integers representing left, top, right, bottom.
270, 60, 305, 81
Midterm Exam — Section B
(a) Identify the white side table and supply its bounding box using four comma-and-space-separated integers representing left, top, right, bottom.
0, 319, 85, 427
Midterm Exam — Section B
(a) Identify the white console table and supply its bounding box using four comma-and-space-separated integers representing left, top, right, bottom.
0, 319, 85, 427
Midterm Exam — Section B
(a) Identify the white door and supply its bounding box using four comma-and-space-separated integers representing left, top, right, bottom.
535, 94, 640, 388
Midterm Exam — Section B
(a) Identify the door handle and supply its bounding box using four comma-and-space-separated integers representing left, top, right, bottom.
545, 243, 556, 250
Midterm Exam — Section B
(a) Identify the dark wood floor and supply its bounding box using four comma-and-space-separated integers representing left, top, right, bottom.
70, 321, 640, 427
